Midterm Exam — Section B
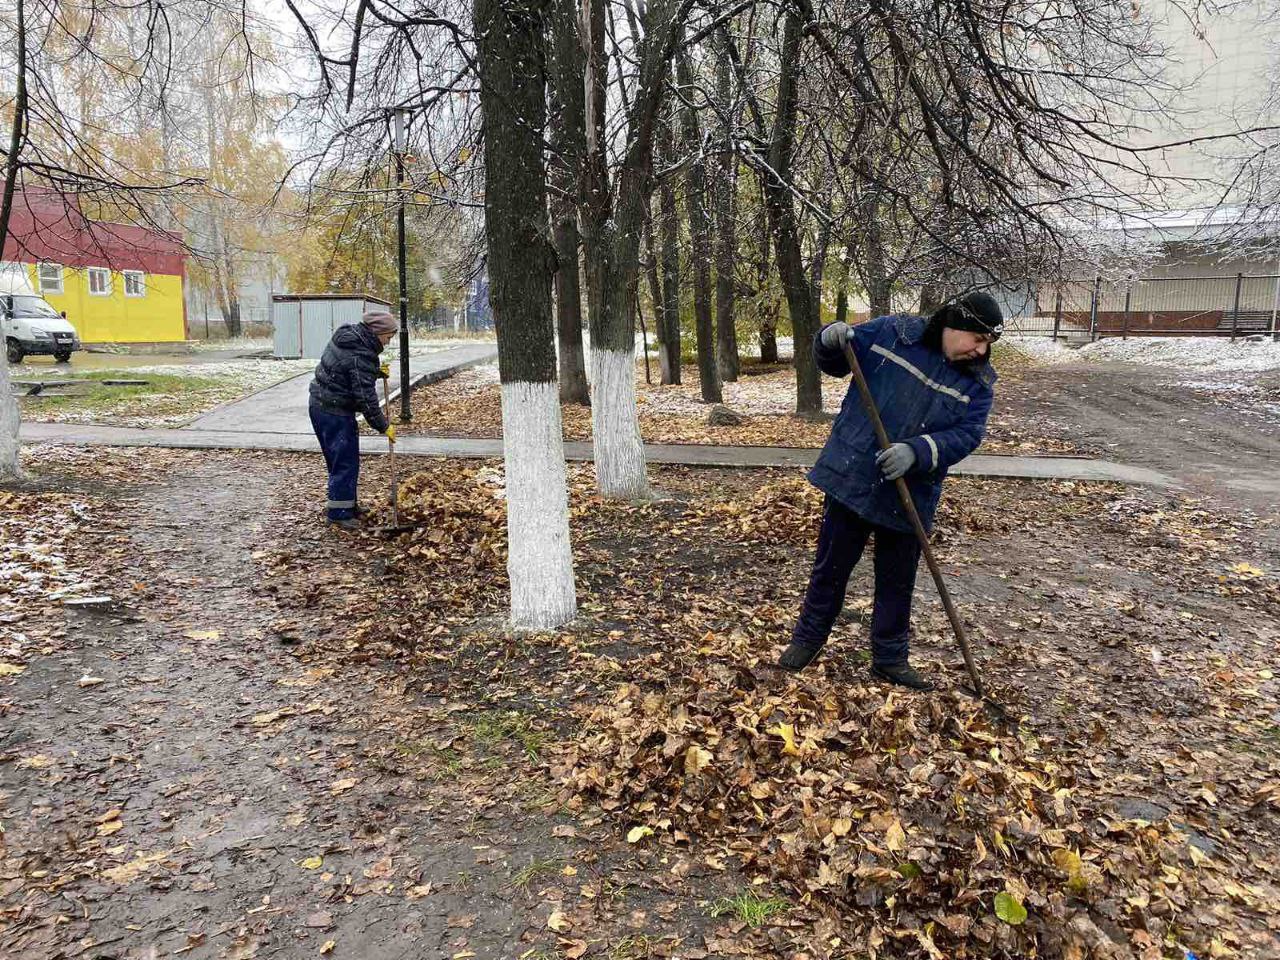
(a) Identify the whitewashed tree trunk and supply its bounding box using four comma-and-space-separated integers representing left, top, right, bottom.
588, 346, 647, 498
0, 360, 19, 479
501, 383, 576, 628
476, 0, 576, 630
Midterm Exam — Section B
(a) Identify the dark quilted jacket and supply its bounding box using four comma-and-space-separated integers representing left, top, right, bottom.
308, 323, 389, 433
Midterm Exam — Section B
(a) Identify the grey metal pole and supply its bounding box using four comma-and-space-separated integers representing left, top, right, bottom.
394, 109, 412, 423
1121, 281, 1132, 340
1052, 287, 1063, 341
1089, 275, 1101, 342
1270, 259, 1280, 343
1230, 271, 1243, 343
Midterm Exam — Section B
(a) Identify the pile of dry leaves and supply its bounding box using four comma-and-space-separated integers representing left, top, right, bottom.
556, 668, 1247, 959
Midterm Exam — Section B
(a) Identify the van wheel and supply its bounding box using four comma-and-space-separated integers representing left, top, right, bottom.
6, 339, 22, 364
54, 350, 72, 363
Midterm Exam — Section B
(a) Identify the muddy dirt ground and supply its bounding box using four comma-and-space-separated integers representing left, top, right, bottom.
991, 360, 1280, 515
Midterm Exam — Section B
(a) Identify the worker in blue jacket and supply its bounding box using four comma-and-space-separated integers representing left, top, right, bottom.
308, 310, 398, 529
778, 291, 1004, 689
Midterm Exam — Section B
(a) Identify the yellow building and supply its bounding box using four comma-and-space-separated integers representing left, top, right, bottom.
1, 189, 188, 344
25, 262, 187, 344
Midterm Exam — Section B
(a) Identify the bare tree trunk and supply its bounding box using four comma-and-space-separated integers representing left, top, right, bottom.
476, 0, 576, 629
863, 191, 892, 318
762, 11, 821, 415
220, 231, 243, 337
642, 212, 674, 384
0, 0, 28, 478
918, 282, 943, 316
551, 203, 588, 402
656, 98, 682, 384
834, 242, 852, 326
809, 212, 832, 326
755, 199, 778, 363
676, 45, 721, 404
713, 40, 739, 382
547, 0, 589, 404
0, 0, 27, 253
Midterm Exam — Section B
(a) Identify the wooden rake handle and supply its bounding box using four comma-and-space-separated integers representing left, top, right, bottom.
838, 339, 986, 698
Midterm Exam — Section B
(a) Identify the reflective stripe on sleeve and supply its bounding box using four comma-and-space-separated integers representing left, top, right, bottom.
922, 434, 939, 470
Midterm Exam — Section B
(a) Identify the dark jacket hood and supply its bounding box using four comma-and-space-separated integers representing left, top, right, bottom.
332, 322, 383, 353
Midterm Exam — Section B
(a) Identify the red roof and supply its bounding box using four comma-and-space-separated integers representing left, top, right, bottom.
1, 187, 186, 277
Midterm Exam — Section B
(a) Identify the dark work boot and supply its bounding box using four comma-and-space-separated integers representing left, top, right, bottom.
870, 661, 934, 691
327, 516, 360, 531
778, 642, 823, 672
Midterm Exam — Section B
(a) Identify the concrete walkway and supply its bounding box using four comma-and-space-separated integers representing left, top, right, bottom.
182, 343, 497, 434
21, 421, 1175, 487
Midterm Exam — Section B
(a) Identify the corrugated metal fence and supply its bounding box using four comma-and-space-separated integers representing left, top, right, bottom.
1009, 274, 1280, 340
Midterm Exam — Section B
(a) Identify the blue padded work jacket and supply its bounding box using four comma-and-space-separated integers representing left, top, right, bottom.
808, 314, 996, 533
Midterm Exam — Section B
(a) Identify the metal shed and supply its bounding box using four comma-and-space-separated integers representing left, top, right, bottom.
272, 294, 394, 359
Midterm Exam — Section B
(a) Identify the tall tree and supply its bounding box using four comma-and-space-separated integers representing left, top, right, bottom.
655, 96, 683, 384
546, 0, 589, 405
475, 0, 577, 628
675, 43, 721, 404
578, 0, 690, 498
761, 10, 822, 415
0, 0, 26, 479
712, 38, 740, 382
753, 199, 780, 362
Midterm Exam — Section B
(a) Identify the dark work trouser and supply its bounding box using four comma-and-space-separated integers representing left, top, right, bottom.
792, 495, 923, 667
309, 405, 360, 520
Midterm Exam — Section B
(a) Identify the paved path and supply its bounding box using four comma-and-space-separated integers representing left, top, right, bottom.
181, 343, 497, 433
21, 421, 1175, 486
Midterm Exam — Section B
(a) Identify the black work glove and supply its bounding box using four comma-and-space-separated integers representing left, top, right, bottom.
876, 443, 916, 481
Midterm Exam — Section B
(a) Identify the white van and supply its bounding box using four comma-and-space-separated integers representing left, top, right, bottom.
0, 263, 82, 364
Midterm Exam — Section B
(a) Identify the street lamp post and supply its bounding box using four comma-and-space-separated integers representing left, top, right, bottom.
392, 108, 412, 422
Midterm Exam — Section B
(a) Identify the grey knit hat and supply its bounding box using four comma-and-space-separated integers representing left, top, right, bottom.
362, 310, 398, 337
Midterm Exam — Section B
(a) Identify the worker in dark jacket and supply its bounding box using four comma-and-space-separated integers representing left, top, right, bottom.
778, 291, 1004, 689
308, 310, 398, 529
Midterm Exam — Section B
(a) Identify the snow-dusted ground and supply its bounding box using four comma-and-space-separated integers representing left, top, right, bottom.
128, 358, 319, 392
130, 341, 465, 392
1077, 336, 1280, 373
995, 337, 1080, 366
190, 337, 274, 353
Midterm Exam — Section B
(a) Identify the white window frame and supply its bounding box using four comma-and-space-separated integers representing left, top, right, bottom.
123, 270, 146, 298
37, 262, 64, 295
88, 267, 112, 297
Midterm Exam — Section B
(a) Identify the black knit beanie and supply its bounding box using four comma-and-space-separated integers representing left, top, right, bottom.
931, 291, 1005, 340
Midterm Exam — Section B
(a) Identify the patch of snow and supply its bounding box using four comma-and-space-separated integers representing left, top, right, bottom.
1076, 336, 1280, 372
996, 337, 1080, 365
190, 336, 274, 353
129, 358, 318, 391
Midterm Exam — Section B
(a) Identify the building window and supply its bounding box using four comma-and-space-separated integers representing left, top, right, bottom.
37, 263, 64, 295
123, 270, 146, 298
88, 267, 111, 296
